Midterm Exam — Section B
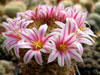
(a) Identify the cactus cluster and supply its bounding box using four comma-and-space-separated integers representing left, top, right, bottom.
93, 2, 100, 15
4, 1, 26, 18
87, 2, 100, 32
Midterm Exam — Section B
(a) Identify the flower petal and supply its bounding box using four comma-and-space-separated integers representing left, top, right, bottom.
18, 44, 32, 48
78, 38, 93, 45
7, 18, 14, 27
24, 50, 35, 64
69, 50, 83, 62
64, 52, 71, 68
75, 42, 83, 55
19, 32, 32, 43
65, 33, 76, 45
55, 21, 65, 28
83, 28, 97, 37
43, 33, 55, 44
14, 47, 20, 58
22, 21, 33, 28
34, 51, 43, 65
39, 24, 48, 41
48, 50, 59, 63
25, 29, 37, 41
2, 22, 11, 30
58, 53, 64, 67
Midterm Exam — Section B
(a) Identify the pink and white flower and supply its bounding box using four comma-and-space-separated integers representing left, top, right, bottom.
18, 3, 66, 25
18, 24, 55, 65
48, 21, 83, 67
2, 18, 32, 57
55, 18, 94, 55
65, 6, 96, 38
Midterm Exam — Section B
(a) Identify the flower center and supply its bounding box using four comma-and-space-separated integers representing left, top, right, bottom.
79, 27, 84, 30
32, 40, 43, 50
57, 43, 67, 52
79, 25, 85, 31
15, 33, 21, 40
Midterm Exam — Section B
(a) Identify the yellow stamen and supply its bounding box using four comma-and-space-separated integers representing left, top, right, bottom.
57, 43, 67, 52
79, 27, 84, 30
31, 40, 43, 50
16, 34, 21, 40
79, 25, 85, 31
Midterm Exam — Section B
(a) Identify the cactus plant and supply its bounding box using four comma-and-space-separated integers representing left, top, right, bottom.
5, 1, 26, 18
88, 13, 100, 28
0, 5, 5, 16
93, 2, 100, 15
87, 19, 98, 33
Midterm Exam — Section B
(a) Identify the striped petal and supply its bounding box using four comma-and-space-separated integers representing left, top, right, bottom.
18, 44, 32, 48
78, 38, 93, 45
7, 18, 14, 27
2, 22, 11, 30
69, 50, 83, 62
24, 50, 35, 64
48, 50, 59, 63
26, 29, 38, 41
75, 42, 83, 55
14, 47, 20, 58
34, 51, 43, 65
58, 53, 64, 67
43, 33, 55, 44
65, 33, 76, 45
21, 21, 33, 28
39, 24, 48, 41
19, 32, 32, 43
55, 21, 65, 28
64, 52, 71, 68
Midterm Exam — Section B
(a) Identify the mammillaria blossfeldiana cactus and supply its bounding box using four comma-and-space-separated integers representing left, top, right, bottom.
2, 3, 96, 75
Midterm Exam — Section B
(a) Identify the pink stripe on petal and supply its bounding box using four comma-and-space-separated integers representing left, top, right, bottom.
75, 42, 83, 55
7, 42, 16, 52
24, 50, 34, 64
78, 38, 93, 45
19, 32, 32, 43
55, 21, 65, 28
67, 39, 76, 45
2, 22, 11, 30
43, 33, 55, 44
18, 44, 32, 48
48, 50, 59, 63
26, 29, 37, 41
3, 40, 15, 49
14, 47, 20, 58
6, 34, 17, 39
35, 8, 39, 19
44, 43, 55, 50
68, 21, 71, 35
49, 7, 54, 17
35, 51, 43, 65
2, 39, 10, 49
61, 22, 67, 43
69, 50, 83, 62
39, 24, 48, 41
7, 18, 14, 27
22, 22, 30, 28
54, 28, 61, 33
64, 52, 71, 68
65, 33, 76, 44
32, 28, 39, 40
58, 53, 64, 67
